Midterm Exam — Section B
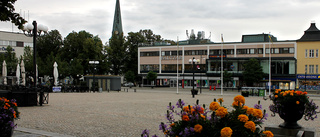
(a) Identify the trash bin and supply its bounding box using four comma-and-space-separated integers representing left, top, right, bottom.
259, 89, 265, 96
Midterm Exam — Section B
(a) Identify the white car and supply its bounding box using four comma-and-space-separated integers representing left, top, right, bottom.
124, 82, 134, 87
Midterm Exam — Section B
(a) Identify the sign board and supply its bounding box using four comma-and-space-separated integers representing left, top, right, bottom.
52, 86, 61, 92
209, 54, 226, 59
297, 74, 320, 79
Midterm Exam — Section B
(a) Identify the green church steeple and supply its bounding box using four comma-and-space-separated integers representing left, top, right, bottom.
112, 0, 123, 36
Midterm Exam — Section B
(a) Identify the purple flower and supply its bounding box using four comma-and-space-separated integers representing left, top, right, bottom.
141, 129, 149, 137
176, 99, 185, 108
167, 104, 175, 111
158, 122, 167, 132
254, 104, 262, 109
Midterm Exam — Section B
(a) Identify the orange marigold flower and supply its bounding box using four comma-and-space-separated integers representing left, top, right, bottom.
218, 98, 224, 103
275, 90, 279, 94
197, 107, 205, 114
242, 105, 249, 110
4, 106, 8, 109
13, 102, 17, 107
216, 107, 228, 118
275, 95, 278, 98
234, 95, 245, 104
290, 93, 294, 96
183, 106, 194, 113
296, 101, 300, 105
209, 101, 220, 111
232, 101, 243, 107
238, 114, 249, 122
194, 124, 203, 133
246, 108, 254, 115
220, 127, 232, 137
170, 123, 175, 127
182, 115, 190, 121
244, 121, 256, 132
253, 109, 263, 119
303, 92, 308, 95
200, 114, 206, 120
263, 130, 274, 137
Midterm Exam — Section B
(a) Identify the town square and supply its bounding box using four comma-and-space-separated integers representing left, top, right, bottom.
1, 0, 320, 136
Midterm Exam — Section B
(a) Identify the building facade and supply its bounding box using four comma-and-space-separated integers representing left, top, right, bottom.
138, 34, 297, 90
297, 23, 320, 91
0, 31, 32, 58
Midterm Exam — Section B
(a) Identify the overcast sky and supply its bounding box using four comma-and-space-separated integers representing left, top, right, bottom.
1, 0, 320, 44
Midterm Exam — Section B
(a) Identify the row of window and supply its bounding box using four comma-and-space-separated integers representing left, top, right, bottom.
140, 48, 295, 57
0, 40, 29, 47
305, 65, 319, 74
305, 49, 319, 58
140, 64, 205, 72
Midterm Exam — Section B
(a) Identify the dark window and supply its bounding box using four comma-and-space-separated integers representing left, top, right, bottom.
16, 41, 23, 47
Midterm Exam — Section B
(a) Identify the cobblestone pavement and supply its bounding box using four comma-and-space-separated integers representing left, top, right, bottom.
13, 87, 320, 137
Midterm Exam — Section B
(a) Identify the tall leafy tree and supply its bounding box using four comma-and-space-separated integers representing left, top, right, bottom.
242, 58, 264, 86
124, 32, 144, 81
59, 30, 104, 83
36, 30, 63, 77
107, 33, 126, 75
0, 0, 26, 29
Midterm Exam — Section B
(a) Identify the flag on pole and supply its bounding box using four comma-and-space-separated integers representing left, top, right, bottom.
221, 34, 224, 43
268, 34, 273, 43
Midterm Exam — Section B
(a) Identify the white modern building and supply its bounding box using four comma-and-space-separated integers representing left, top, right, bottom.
138, 33, 297, 90
0, 31, 33, 58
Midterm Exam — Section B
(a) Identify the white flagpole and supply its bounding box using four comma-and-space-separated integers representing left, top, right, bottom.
177, 36, 179, 94
268, 34, 272, 96
221, 34, 224, 95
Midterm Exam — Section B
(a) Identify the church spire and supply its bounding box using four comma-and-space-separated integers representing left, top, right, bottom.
112, 0, 123, 36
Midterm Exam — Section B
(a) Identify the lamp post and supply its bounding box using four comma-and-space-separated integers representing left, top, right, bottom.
89, 61, 99, 92
23, 21, 48, 106
189, 57, 199, 98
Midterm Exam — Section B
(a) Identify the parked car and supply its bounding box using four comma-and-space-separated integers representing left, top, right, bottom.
124, 82, 134, 87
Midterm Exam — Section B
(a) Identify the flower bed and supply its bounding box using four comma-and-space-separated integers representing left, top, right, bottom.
0, 97, 20, 136
142, 95, 273, 137
269, 89, 319, 128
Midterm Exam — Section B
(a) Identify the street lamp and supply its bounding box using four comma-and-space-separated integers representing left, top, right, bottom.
23, 20, 48, 106
89, 61, 99, 92
189, 57, 199, 98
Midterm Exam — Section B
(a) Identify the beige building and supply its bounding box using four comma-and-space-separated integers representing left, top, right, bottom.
296, 23, 320, 90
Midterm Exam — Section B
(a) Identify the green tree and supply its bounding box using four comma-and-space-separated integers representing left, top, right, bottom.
36, 30, 63, 77
139, 29, 163, 45
146, 71, 157, 86
59, 30, 104, 83
123, 32, 144, 81
22, 46, 33, 73
0, 0, 26, 29
3, 46, 18, 75
223, 70, 232, 87
107, 33, 126, 75
124, 70, 135, 83
242, 58, 264, 86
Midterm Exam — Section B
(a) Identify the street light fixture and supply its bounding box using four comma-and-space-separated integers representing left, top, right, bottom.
89, 61, 99, 92
189, 57, 199, 98
22, 20, 48, 106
